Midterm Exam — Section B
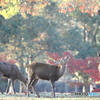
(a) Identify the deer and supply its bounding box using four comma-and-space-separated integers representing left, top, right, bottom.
26, 56, 70, 97
0, 61, 28, 94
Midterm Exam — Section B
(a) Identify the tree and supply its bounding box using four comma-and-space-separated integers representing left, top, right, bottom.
57, 0, 100, 58
0, 53, 17, 63
68, 57, 99, 92
0, 0, 100, 92
47, 51, 100, 92
0, 0, 50, 18
59, 0, 100, 16
0, 0, 19, 19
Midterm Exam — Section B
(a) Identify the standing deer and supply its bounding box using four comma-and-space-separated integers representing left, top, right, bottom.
0, 61, 28, 94
97, 53, 100, 75
26, 56, 70, 97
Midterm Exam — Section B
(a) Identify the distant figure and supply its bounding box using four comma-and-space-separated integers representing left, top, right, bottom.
92, 81, 96, 91
97, 53, 100, 75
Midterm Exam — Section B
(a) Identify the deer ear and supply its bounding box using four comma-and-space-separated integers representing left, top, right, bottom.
61, 57, 64, 60
52, 59, 61, 65
53, 60, 59, 65
62, 56, 70, 63
64, 56, 70, 60
52, 56, 70, 65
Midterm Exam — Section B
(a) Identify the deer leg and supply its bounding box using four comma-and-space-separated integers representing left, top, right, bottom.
29, 85, 34, 94
31, 79, 40, 97
6, 79, 11, 93
0, 72, 3, 94
27, 76, 35, 97
0, 87, 3, 94
27, 85, 30, 97
11, 79, 15, 94
50, 80, 55, 97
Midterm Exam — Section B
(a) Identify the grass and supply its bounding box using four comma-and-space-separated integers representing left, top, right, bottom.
0, 92, 100, 100
0, 98, 100, 100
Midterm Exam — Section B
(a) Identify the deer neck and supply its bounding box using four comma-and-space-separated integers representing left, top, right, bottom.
58, 64, 66, 77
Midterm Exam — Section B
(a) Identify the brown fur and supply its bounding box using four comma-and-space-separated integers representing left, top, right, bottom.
26, 62, 60, 81
26, 56, 70, 97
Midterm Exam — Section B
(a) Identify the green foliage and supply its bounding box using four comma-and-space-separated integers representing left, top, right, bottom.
0, 0, 20, 19
63, 27, 83, 50
77, 43, 98, 59
0, 0, 100, 82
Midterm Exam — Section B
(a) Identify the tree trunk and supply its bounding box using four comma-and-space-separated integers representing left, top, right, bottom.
74, 85, 78, 92
83, 24, 87, 41
82, 84, 88, 92
19, 57, 26, 93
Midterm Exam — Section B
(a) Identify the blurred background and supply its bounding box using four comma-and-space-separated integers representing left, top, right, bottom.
0, 0, 100, 93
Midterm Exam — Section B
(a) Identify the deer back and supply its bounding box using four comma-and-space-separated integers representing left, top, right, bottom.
26, 62, 60, 81
0, 62, 13, 75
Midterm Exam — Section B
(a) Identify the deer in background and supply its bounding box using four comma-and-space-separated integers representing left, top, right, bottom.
0, 61, 28, 94
26, 56, 70, 97
97, 53, 100, 75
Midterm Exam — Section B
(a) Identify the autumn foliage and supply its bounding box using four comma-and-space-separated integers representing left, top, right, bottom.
19, 0, 49, 17
0, 0, 49, 18
58, 0, 100, 16
0, 53, 17, 64
47, 51, 100, 83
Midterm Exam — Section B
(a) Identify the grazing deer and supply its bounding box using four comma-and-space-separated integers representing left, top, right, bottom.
0, 61, 28, 94
26, 56, 70, 97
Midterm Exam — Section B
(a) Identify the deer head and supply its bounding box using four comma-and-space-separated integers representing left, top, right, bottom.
53, 56, 70, 65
